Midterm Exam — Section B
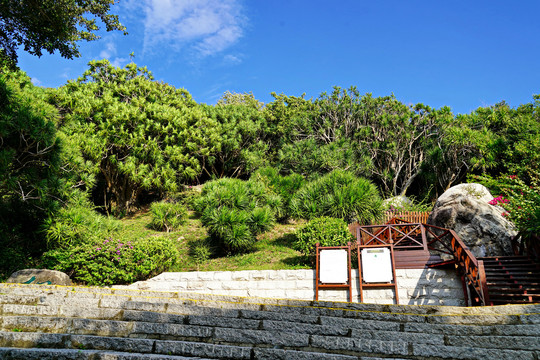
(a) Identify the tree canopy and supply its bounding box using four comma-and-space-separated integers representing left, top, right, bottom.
53, 59, 219, 214
0, 0, 126, 64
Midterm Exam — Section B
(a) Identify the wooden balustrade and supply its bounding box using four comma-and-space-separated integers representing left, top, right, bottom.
424, 224, 490, 306
382, 211, 430, 224
351, 220, 490, 306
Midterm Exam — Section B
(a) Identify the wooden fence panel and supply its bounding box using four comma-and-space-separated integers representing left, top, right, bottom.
349, 211, 431, 237
382, 211, 430, 224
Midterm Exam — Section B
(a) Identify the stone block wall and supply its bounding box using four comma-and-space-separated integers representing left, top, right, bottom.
129, 268, 465, 306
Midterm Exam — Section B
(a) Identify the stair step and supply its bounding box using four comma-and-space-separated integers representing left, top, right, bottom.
0, 347, 205, 360
0, 332, 253, 360
490, 300, 539, 305
481, 258, 535, 264
484, 275, 540, 281
485, 271, 540, 276
479, 256, 531, 260
487, 287, 540, 293
481, 259, 538, 265
484, 266, 539, 271
488, 292, 540, 297
0, 283, 539, 359
488, 294, 540, 300
487, 282, 540, 288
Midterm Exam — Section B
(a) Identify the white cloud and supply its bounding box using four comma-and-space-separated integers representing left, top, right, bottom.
140, 0, 246, 58
111, 57, 129, 68
100, 41, 117, 59
223, 54, 242, 65
31, 77, 42, 86
60, 70, 70, 79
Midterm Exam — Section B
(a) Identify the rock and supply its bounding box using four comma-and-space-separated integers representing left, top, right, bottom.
6, 269, 72, 286
383, 195, 412, 210
427, 183, 517, 257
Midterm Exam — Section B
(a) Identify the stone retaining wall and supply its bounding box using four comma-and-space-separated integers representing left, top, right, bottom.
128, 268, 465, 306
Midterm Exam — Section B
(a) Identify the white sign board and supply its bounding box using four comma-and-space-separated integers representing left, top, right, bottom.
320, 249, 348, 284
361, 248, 393, 283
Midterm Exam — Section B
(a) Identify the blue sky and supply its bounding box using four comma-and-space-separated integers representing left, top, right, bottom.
17, 0, 540, 115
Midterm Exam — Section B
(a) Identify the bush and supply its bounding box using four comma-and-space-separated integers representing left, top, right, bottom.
294, 216, 355, 259
189, 239, 214, 269
250, 167, 304, 221
148, 201, 187, 232
195, 178, 279, 254
475, 172, 540, 240
43, 197, 121, 250
42, 236, 180, 286
290, 170, 383, 224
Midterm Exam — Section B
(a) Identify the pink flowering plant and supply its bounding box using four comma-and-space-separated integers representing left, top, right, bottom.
475, 173, 540, 240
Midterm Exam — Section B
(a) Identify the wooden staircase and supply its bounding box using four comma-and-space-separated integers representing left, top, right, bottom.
479, 256, 540, 305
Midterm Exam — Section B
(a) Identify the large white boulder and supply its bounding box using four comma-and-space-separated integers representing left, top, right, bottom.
427, 183, 517, 257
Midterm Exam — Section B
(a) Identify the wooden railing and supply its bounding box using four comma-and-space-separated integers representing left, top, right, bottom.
349, 211, 431, 236
351, 221, 490, 306
423, 224, 490, 306
382, 211, 430, 224
354, 222, 426, 250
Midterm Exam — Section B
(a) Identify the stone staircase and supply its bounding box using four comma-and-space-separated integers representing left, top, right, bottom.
0, 283, 539, 360
480, 256, 540, 305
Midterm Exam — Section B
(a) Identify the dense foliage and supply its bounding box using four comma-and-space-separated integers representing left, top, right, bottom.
475, 173, 540, 244
250, 167, 304, 221
53, 60, 219, 215
43, 197, 121, 250
290, 170, 383, 224
195, 178, 280, 254
149, 201, 187, 232
3, 52, 540, 281
0, 0, 126, 64
294, 217, 355, 260
0, 67, 64, 278
43, 235, 179, 286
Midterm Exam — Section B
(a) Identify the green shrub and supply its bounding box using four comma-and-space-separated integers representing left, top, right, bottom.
195, 178, 279, 254
148, 201, 187, 232
42, 236, 180, 286
250, 167, 305, 221
189, 239, 214, 269
475, 172, 540, 241
43, 198, 121, 250
290, 170, 383, 224
294, 216, 355, 259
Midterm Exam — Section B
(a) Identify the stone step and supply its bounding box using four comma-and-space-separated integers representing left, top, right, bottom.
0, 332, 253, 359
2, 286, 540, 327
4, 299, 538, 328
2, 282, 537, 317
0, 347, 209, 360
0, 315, 445, 348
3, 307, 538, 349
2, 283, 540, 359
2, 330, 536, 360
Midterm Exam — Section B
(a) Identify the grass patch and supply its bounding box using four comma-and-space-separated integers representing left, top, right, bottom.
116, 210, 309, 274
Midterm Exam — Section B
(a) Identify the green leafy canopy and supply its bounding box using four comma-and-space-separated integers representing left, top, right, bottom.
0, 0, 126, 64
54, 59, 220, 214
